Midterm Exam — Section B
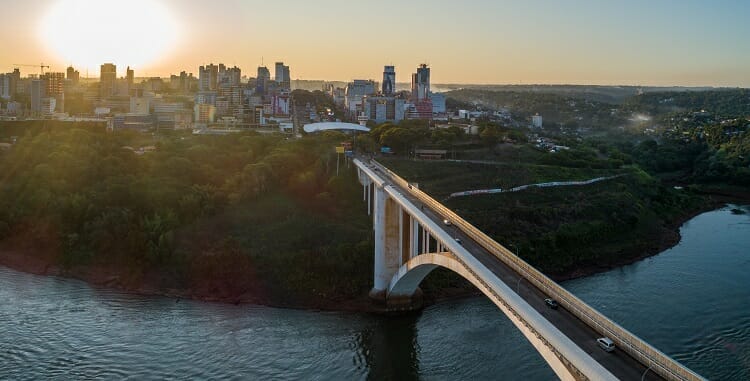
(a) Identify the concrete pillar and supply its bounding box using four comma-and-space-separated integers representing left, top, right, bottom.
367, 183, 371, 216
370, 187, 402, 302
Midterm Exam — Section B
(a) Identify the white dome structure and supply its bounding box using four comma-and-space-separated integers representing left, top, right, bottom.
303, 122, 370, 133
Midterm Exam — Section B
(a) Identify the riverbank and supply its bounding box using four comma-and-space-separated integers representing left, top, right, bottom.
0, 247, 377, 313
548, 196, 733, 282
2, 197, 744, 313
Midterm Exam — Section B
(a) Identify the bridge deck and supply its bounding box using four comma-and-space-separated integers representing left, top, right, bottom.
373, 162, 665, 381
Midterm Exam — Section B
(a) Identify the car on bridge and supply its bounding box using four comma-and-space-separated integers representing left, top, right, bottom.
454, 237, 462, 244
544, 298, 558, 309
443, 219, 452, 226
597, 337, 615, 352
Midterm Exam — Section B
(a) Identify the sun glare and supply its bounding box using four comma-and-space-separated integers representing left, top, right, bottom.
39, 0, 180, 74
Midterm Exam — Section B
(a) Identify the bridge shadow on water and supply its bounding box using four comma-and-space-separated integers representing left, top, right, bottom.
355, 313, 421, 381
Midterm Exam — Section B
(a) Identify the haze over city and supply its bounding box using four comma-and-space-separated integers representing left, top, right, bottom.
1, 0, 749, 86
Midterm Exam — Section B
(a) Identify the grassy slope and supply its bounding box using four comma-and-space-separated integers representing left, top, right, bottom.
380, 157, 704, 277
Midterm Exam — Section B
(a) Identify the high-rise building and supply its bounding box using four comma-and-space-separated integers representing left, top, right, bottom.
411, 64, 430, 101
170, 71, 194, 93
275, 62, 290, 90
431, 92, 446, 114
31, 79, 46, 114
363, 95, 405, 124
66, 66, 80, 85
199, 64, 218, 91
180, 71, 190, 92
100, 63, 117, 99
1, 69, 21, 100
43, 72, 65, 96
10, 69, 20, 98
345, 80, 376, 115
256, 66, 271, 94
42, 72, 65, 112
0, 74, 9, 100
219, 66, 241, 86
0, 72, 14, 100
126, 66, 134, 90
382, 66, 396, 96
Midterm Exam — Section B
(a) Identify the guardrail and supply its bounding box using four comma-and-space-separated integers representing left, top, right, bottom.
369, 159, 704, 381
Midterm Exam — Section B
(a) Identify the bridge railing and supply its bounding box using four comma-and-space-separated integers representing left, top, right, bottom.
369, 159, 704, 381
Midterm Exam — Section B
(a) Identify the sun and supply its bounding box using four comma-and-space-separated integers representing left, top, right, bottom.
39, 0, 180, 74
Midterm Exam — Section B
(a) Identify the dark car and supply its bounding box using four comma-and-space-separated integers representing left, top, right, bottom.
544, 298, 558, 309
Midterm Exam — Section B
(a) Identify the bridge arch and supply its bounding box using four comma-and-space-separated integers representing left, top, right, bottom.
387, 253, 460, 300
387, 252, 612, 381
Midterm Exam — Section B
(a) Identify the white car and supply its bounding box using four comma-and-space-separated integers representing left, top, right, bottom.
597, 337, 615, 352
443, 219, 452, 226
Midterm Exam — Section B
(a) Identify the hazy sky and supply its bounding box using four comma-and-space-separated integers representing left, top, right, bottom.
2, 0, 749, 86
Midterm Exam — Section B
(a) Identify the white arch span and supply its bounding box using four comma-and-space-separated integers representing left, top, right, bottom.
387, 252, 617, 381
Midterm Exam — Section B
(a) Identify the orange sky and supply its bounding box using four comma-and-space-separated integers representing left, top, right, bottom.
2, 0, 749, 87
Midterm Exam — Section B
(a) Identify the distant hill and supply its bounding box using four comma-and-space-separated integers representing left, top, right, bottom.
290, 80, 736, 104
437, 84, 731, 104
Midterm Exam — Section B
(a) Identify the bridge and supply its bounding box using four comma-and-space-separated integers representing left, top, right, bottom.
354, 158, 704, 381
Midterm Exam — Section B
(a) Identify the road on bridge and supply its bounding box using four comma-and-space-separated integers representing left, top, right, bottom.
367, 160, 665, 381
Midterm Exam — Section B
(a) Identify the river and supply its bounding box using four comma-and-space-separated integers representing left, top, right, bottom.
1, 205, 748, 380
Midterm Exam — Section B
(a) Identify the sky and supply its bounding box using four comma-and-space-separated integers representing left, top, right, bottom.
2, 0, 749, 86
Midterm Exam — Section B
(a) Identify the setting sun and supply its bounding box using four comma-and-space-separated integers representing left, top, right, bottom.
39, 0, 180, 75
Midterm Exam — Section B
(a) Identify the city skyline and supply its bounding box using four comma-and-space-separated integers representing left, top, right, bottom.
2, 0, 749, 87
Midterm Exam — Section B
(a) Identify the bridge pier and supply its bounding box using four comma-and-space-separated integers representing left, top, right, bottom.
370, 186, 401, 300
368, 186, 423, 312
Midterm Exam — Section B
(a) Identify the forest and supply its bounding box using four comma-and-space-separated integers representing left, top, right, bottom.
0, 124, 376, 306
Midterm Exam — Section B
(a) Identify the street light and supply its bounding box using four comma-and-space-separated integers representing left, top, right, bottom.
510, 243, 522, 294
516, 277, 523, 294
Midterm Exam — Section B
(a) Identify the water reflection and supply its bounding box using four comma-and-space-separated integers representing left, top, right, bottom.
0, 205, 747, 380
357, 315, 421, 381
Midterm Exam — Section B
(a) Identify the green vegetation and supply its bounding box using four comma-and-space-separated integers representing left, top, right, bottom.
380, 158, 703, 276
448, 87, 750, 190
624, 89, 750, 118
445, 89, 627, 131
0, 124, 375, 305
1, 84, 747, 309
618, 91, 750, 186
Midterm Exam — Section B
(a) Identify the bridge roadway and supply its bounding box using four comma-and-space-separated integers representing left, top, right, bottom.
368, 161, 665, 381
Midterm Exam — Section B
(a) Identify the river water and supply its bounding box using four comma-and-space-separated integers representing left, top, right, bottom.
1, 205, 748, 380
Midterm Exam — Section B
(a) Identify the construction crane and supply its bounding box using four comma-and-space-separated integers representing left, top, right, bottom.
12, 63, 51, 76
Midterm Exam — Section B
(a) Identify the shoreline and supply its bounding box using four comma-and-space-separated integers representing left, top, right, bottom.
548, 196, 733, 282
1, 197, 745, 314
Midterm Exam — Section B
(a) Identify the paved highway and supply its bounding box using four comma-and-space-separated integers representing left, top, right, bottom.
369, 161, 664, 381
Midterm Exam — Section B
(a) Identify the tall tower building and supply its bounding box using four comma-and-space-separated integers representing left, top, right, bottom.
43, 72, 65, 96
411, 64, 430, 101
1, 69, 21, 99
382, 66, 396, 96
44, 72, 65, 112
31, 79, 46, 114
219, 66, 241, 86
99, 63, 117, 99
256, 66, 271, 94
274, 62, 290, 90
66, 66, 80, 85
199, 64, 218, 91
126, 66, 134, 88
